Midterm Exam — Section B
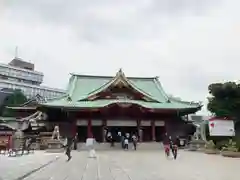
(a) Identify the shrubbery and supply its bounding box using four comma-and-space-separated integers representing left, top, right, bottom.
205, 140, 216, 149
222, 139, 238, 152
205, 139, 240, 152
215, 140, 229, 150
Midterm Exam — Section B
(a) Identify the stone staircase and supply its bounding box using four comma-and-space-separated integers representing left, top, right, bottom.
77, 142, 164, 151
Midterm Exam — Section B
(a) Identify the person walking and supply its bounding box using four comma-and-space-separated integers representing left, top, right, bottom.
168, 136, 174, 155
121, 135, 125, 149
126, 132, 130, 139
110, 135, 114, 147
124, 137, 129, 150
168, 136, 178, 159
171, 137, 178, 160
73, 133, 78, 150
163, 133, 171, 157
107, 131, 114, 147
65, 137, 73, 161
132, 134, 137, 150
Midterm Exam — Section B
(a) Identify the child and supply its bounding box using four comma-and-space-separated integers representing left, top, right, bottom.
124, 138, 129, 150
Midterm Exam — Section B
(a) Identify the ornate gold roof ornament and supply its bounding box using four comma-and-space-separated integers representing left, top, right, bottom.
116, 68, 125, 77
113, 68, 128, 87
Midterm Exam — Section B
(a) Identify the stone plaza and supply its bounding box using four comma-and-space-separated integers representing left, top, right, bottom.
0, 150, 239, 180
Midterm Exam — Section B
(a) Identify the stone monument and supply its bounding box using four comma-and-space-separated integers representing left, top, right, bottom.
188, 128, 205, 151
46, 125, 64, 153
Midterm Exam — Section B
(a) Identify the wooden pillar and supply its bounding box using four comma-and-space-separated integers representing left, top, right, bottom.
151, 120, 156, 141
87, 119, 92, 138
72, 121, 77, 137
137, 119, 142, 142
7, 135, 11, 149
102, 119, 107, 142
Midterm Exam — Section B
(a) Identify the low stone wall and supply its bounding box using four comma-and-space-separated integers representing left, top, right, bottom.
204, 149, 220, 154
221, 151, 240, 158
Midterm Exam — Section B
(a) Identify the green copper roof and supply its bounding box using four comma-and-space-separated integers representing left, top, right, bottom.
67, 70, 169, 103
40, 69, 202, 111
84, 69, 159, 102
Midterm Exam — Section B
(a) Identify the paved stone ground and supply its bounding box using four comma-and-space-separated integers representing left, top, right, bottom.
1, 150, 239, 180
0, 151, 60, 180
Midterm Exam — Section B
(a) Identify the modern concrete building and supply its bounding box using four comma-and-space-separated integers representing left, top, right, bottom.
0, 57, 65, 99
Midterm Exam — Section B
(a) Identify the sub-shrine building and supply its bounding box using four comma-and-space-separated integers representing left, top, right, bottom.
33, 69, 202, 142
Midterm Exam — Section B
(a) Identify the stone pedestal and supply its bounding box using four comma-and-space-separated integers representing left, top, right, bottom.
188, 139, 205, 151
188, 143, 198, 151
46, 139, 64, 153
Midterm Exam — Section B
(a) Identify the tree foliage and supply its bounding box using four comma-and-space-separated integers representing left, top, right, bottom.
207, 82, 240, 119
0, 89, 28, 117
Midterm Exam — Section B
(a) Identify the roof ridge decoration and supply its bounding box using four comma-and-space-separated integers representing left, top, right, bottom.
168, 96, 202, 106
152, 77, 170, 102
70, 72, 156, 79
68, 75, 78, 97
20, 94, 45, 107
81, 69, 160, 102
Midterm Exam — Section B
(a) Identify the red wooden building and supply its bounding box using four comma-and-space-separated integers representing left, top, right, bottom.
36, 69, 202, 142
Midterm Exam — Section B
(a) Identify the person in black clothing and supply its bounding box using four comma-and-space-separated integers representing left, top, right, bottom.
175, 136, 180, 147
168, 136, 173, 151
65, 137, 73, 161
121, 135, 125, 149
170, 136, 178, 160
73, 133, 78, 150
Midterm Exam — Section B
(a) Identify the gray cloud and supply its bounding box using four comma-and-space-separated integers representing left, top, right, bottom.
144, 0, 221, 16
5, 0, 222, 42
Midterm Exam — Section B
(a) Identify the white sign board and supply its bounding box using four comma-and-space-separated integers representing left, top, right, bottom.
208, 119, 235, 136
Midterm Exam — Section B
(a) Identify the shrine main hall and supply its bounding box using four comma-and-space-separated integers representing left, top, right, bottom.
36, 69, 202, 142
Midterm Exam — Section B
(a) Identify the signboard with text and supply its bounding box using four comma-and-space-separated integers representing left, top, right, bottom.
208, 118, 235, 136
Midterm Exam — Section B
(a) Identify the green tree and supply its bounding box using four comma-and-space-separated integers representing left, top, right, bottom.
207, 82, 240, 148
207, 82, 240, 120
0, 89, 28, 117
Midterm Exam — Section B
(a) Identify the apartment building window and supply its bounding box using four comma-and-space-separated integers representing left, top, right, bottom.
10, 69, 16, 77
0, 75, 8, 80
8, 83, 14, 89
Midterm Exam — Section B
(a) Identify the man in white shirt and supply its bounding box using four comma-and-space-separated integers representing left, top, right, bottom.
124, 138, 129, 150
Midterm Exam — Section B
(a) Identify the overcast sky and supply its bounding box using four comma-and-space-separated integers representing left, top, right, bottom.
0, 0, 239, 115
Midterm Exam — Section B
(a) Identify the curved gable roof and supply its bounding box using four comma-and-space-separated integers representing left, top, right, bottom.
40, 69, 202, 111
67, 69, 170, 103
